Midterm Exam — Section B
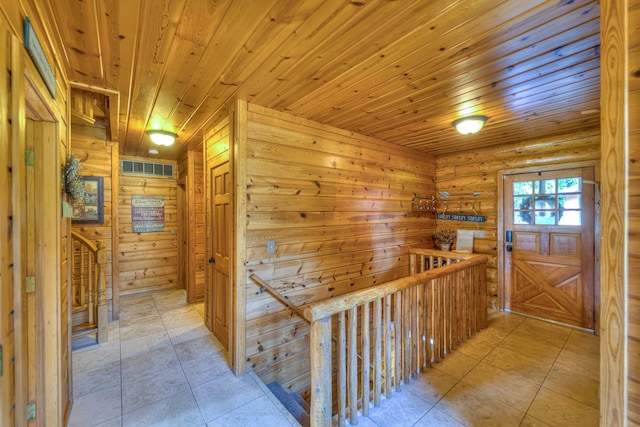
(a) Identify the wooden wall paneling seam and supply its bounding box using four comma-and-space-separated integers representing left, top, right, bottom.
600, 0, 630, 424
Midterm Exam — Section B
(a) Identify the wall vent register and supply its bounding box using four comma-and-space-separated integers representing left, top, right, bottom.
121, 160, 174, 178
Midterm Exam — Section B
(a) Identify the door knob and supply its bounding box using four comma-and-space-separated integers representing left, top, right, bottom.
208, 257, 215, 264
506, 245, 513, 252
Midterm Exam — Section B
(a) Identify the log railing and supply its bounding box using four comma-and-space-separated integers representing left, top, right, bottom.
71, 231, 108, 343
303, 249, 487, 426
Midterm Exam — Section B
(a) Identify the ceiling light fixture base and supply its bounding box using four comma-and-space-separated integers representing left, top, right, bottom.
146, 129, 177, 146
452, 115, 489, 135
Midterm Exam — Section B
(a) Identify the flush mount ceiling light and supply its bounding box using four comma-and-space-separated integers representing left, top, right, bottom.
452, 115, 489, 135
146, 129, 177, 146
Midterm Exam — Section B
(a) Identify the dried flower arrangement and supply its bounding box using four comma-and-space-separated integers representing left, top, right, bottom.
433, 229, 455, 246
63, 154, 84, 203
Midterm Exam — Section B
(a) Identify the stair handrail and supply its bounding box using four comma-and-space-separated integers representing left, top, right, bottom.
303, 254, 487, 322
249, 274, 309, 323
71, 230, 108, 343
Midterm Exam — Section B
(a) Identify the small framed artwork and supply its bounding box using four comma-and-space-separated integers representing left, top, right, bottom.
72, 176, 104, 224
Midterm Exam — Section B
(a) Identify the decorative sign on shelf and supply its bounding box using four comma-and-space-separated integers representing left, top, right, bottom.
24, 17, 56, 99
437, 213, 486, 223
132, 195, 165, 232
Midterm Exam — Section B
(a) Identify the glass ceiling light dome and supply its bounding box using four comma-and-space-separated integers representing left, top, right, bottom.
146, 129, 177, 146
452, 115, 489, 135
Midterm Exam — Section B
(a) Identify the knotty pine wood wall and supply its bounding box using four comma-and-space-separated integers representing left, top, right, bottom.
70, 125, 118, 319
435, 130, 600, 310
628, 1, 640, 420
71, 126, 180, 309
243, 104, 436, 393
177, 146, 206, 303
118, 159, 179, 297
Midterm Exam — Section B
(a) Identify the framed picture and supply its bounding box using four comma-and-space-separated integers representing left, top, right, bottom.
72, 176, 104, 224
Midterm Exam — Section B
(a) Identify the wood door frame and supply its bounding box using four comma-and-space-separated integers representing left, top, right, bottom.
497, 160, 600, 332
177, 181, 187, 292
203, 99, 247, 375
230, 99, 247, 375
18, 41, 70, 425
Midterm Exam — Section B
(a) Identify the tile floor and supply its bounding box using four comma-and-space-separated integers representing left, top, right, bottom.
69, 289, 600, 427
68, 289, 299, 427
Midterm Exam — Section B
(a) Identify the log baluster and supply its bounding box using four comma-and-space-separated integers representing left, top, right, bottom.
373, 298, 382, 407
337, 311, 346, 427
384, 295, 392, 398
361, 302, 370, 415
347, 307, 358, 425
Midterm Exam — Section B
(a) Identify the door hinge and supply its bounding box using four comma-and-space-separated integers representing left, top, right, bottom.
25, 150, 35, 166
25, 276, 35, 293
26, 403, 36, 420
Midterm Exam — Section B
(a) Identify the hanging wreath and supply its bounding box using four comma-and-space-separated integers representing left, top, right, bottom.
63, 154, 85, 203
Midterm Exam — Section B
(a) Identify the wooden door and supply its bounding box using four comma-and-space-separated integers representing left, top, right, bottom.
504, 167, 595, 329
209, 160, 232, 349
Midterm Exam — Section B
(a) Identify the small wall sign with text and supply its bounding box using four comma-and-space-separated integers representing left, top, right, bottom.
24, 17, 56, 99
437, 213, 486, 222
132, 195, 165, 232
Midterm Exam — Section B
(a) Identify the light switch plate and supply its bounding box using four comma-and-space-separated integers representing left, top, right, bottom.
267, 240, 276, 254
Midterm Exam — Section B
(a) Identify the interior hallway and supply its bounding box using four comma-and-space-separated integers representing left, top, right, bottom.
69, 289, 599, 427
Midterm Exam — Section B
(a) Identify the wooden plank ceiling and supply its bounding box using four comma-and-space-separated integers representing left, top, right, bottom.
44, 0, 600, 158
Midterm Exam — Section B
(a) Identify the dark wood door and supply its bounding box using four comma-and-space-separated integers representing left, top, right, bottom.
504, 167, 595, 329
210, 161, 231, 349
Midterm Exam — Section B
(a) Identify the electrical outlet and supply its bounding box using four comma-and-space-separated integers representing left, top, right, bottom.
267, 240, 276, 254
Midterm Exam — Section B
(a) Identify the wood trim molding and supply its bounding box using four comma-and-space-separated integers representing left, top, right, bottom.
600, 0, 630, 425
9, 28, 28, 427
110, 142, 120, 319
232, 98, 248, 375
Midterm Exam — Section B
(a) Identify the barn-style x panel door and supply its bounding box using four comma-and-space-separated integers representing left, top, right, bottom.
504, 167, 595, 330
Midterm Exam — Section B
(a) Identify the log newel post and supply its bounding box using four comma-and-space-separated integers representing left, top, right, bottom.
310, 316, 333, 427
